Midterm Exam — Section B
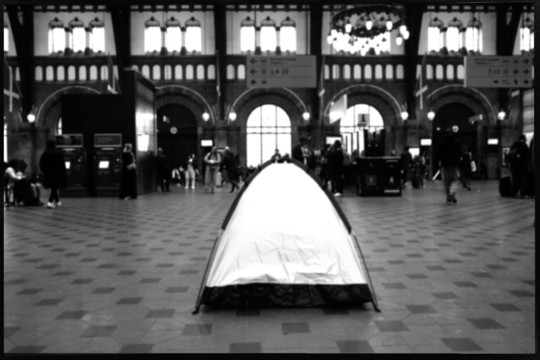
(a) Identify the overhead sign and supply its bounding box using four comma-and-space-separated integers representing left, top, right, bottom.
464, 55, 533, 88
246, 55, 317, 89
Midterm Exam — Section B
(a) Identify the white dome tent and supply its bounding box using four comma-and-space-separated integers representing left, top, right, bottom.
194, 159, 380, 312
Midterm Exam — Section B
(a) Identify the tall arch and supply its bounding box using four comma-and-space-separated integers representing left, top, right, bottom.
156, 85, 215, 127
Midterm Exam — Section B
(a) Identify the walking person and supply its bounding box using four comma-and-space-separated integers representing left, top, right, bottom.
39, 140, 67, 209
508, 134, 530, 198
204, 146, 221, 193
400, 146, 413, 189
325, 140, 344, 197
184, 154, 197, 189
437, 128, 461, 205
119, 143, 137, 200
458, 145, 473, 191
222, 147, 240, 193
156, 147, 170, 192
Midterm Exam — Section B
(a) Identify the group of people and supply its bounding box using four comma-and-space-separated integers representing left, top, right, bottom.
4, 140, 67, 208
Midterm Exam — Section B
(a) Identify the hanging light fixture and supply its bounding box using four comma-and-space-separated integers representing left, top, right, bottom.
327, 4, 408, 55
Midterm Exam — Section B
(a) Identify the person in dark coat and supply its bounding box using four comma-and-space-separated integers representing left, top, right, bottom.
221, 147, 240, 193
508, 134, 530, 198
325, 140, 344, 196
437, 127, 462, 205
156, 147, 170, 192
119, 143, 137, 200
39, 140, 67, 209
292, 137, 308, 164
400, 146, 413, 189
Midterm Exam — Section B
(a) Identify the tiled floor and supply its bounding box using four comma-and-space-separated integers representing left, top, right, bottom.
3, 179, 535, 354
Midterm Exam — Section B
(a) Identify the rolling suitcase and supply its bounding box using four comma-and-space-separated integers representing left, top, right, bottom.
499, 176, 512, 197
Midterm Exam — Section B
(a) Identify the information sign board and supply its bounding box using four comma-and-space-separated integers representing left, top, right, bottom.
464, 56, 533, 88
246, 55, 317, 88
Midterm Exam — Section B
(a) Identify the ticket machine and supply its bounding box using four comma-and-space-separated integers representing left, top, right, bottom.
56, 134, 87, 196
94, 133, 123, 196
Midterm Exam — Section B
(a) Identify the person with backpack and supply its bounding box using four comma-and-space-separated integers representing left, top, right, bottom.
325, 140, 344, 197
508, 134, 530, 198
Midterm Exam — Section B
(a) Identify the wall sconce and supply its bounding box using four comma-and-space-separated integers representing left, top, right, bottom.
427, 110, 435, 121
497, 110, 506, 120
27, 113, 36, 124
228, 111, 237, 122
400, 111, 409, 121
202, 112, 210, 122
302, 111, 310, 121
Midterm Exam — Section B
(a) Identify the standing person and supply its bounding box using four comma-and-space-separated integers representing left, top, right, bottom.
39, 140, 67, 209
270, 149, 282, 162
119, 143, 137, 200
204, 146, 221, 193
222, 147, 240, 193
292, 136, 308, 164
326, 140, 344, 197
438, 128, 461, 205
458, 145, 473, 191
156, 148, 170, 192
185, 154, 197, 189
508, 134, 530, 198
400, 146, 413, 189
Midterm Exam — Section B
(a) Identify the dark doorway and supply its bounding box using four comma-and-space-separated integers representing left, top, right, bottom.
431, 103, 476, 175
157, 104, 198, 172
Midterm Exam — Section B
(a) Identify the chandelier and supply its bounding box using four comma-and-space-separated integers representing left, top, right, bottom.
327, 4, 410, 55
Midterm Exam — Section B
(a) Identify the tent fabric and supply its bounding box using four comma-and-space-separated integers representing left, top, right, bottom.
195, 161, 379, 311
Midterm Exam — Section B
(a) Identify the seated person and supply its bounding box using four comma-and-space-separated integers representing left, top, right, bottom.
5, 159, 43, 206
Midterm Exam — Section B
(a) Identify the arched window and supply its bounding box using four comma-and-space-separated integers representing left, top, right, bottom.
279, 17, 296, 53
339, 104, 384, 156
246, 104, 291, 167
185, 17, 202, 53
260, 16, 277, 53
165, 17, 182, 53
4, 24, 9, 52
69, 17, 86, 53
89, 17, 105, 53
447, 17, 463, 53
48, 17, 65, 54
144, 17, 161, 53
465, 17, 482, 53
240, 17, 256, 53
428, 17, 443, 53
57, 118, 62, 135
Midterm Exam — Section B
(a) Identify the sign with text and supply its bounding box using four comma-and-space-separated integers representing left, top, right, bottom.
246, 55, 317, 88
464, 55, 533, 88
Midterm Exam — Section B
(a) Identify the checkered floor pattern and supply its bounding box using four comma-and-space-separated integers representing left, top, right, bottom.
4, 179, 535, 353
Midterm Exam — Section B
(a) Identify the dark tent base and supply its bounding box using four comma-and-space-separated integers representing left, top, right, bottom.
199, 283, 378, 310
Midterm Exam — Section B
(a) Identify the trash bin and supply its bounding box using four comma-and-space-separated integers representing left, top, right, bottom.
356, 157, 401, 196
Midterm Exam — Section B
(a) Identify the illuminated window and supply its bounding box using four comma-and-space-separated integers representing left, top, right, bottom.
165, 17, 182, 53
465, 17, 482, 53
427, 17, 443, 52
4, 24, 9, 52
4, 123, 7, 163
240, 17, 256, 53
339, 104, 384, 156
89, 17, 105, 53
520, 16, 534, 52
48, 17, 66, 54
185, 17, 202, 53
260, 16, 277, 53
57, 118, 62, 135
246, 104, 291, 167
279, 17, 296, 53
144, 17, 161, 53
447, 17, 463, 53
69, 17, 86, 53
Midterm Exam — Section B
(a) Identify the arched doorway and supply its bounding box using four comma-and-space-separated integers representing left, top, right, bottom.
340, 104, 384, 156
157, 104, 198, 170
246, 104, 292, 167
432, 103, 476, 174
